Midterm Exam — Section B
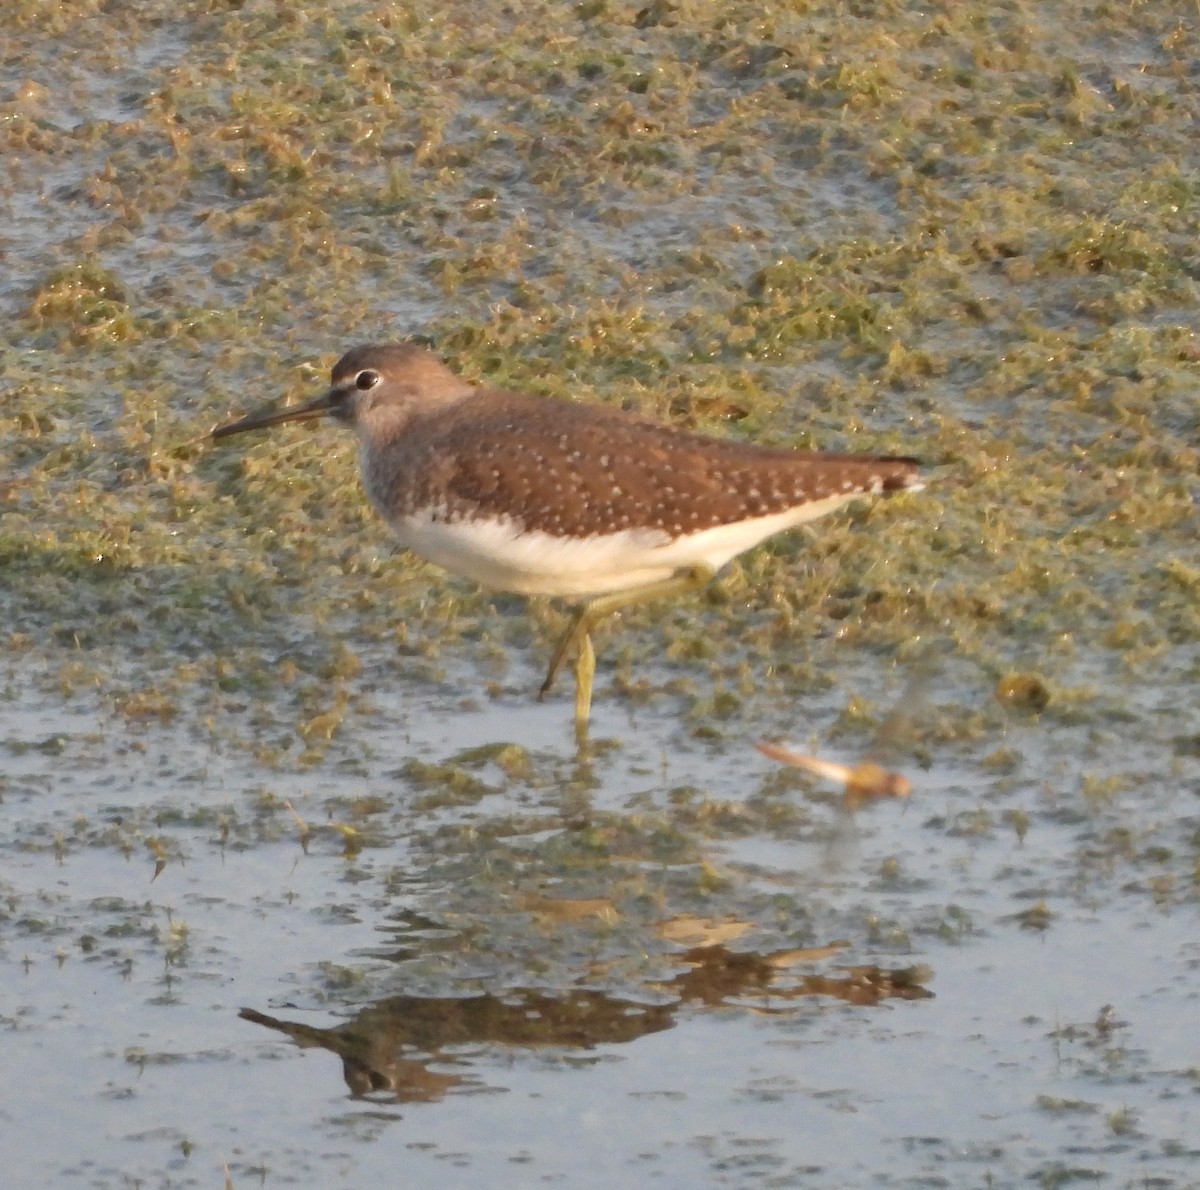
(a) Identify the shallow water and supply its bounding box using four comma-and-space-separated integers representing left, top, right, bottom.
4, 2, 1200, 1187
5, 651, 1199, 1187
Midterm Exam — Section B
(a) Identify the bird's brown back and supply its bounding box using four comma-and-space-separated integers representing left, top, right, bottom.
368, 388, 919, 539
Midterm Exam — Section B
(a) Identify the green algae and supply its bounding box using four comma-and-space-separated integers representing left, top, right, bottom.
3, 12, 1200, 1180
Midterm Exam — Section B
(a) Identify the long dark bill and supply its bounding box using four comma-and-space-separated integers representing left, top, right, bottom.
211, 391, 334, 440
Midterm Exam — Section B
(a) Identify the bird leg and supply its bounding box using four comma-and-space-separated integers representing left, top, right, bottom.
574, 630, 596, 736
537, 564, 718, 732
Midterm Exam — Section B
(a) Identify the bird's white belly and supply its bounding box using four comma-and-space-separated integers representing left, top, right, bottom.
388, 496, 859, 598
391, 511, 674, 596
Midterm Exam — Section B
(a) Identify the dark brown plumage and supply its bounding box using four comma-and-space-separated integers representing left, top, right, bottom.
368, 387, 918, 543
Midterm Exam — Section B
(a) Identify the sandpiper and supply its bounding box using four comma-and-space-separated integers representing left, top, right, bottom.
212, 343, 922, 735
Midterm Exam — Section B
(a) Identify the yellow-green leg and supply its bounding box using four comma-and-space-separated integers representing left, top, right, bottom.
538, 564, 717, 731
574, 631, 595, 738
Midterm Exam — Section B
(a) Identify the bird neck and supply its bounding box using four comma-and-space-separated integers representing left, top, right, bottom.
355, 381, 475, 444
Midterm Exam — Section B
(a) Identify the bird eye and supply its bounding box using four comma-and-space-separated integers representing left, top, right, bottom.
355, 369, 381, 391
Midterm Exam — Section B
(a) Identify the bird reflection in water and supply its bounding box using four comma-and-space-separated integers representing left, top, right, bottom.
240, 934, 931, 1102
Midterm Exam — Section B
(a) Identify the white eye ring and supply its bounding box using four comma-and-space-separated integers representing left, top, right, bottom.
355, 369, 381, 391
